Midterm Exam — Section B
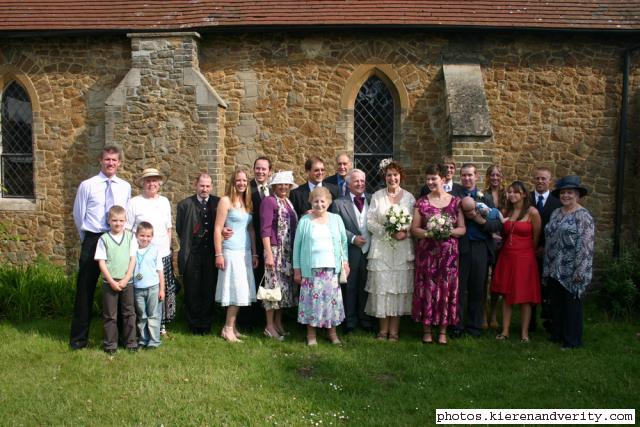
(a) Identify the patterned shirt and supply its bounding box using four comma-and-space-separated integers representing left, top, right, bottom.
543, 207, 595, 297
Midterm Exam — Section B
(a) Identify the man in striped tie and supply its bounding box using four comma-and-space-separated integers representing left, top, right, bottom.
70, 145, 131, 350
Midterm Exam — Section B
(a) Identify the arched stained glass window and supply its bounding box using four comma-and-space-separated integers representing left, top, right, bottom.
354, 75, 394, 193
1, 81, 33, 198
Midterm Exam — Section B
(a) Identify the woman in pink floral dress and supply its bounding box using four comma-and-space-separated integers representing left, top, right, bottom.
411, 164, 466, 345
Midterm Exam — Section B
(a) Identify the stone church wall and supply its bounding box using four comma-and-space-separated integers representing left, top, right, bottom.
0, 30, 638, 268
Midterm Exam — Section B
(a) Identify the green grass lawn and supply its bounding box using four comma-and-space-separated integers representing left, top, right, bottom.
0, 312, 638, 426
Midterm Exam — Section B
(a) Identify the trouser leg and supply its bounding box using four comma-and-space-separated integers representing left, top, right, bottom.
456, 251, 471, 333
120, 283, 137, 349
69, 233, 101, 348
563, 290, 583, 348
466, 241, 488, 336
102, 282, 119, 351
549, 278, 564, 343
134, 287, 149, 346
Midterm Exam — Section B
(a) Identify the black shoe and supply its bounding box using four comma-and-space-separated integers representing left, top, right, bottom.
450, 329, 464, 339
466, 331, 483, 338
361, 323, 374, 332
127, 346, 139, 353
70, 341, 86, 351
343, 326, 356, 335
104, 348, 117, 355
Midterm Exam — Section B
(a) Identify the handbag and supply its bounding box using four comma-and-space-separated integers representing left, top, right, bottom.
339, 245, 348, 284
256, 273, 282, 302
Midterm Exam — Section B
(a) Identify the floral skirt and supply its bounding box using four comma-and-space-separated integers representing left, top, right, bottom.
297, 268, 345, 328
262, 246, 298, 310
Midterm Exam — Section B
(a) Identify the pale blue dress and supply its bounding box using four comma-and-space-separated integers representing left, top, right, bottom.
215, 208, 257, 306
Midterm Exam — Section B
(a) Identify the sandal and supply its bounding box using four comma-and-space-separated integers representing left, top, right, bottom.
376, 332, 388, 341
306, 336, 318, 346
438, 332, 448, 345
221, 326, 242, 343
422, 332, 433, 344
388, 333, 399, 342
495, 333, 509, 341
328, 333, 342, 346
520, 337, 530, 343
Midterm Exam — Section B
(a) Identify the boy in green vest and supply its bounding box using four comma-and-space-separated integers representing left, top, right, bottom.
95, 205, 137, 354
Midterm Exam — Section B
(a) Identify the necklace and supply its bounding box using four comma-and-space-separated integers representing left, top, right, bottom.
386, 188, 401, 200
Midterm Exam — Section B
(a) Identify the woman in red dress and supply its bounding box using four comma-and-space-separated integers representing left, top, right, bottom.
491, 181, 542, 342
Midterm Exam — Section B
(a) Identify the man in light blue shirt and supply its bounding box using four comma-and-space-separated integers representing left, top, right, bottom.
70, 145, 131, 350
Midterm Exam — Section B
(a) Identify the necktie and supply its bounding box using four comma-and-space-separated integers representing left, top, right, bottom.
105, 179, 114, 227
341, 180, 347, 197
354, 196, 365, 212
260, 184, 268, 198
536, 194, 544, 212
444, 183, 451, 192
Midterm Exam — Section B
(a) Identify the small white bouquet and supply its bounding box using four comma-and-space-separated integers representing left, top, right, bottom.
384, 204, 412, 238
425, 213, 454, 241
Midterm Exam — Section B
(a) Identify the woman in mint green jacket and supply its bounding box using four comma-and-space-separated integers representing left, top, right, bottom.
293, 187, 350, 346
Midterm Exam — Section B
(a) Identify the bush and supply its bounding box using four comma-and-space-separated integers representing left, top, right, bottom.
594, 245, 640, 319
0, 259, 78, 321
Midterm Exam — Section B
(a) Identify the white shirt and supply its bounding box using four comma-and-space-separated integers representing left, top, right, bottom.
257, 182, 270, 198
73, 172, 131, 240
443, 180, 453, 193
534, 190, 550, 207
125, 195, 173, 257
94, 231, 138, 260
308, 181, 321, 191
349, 192, 371, 253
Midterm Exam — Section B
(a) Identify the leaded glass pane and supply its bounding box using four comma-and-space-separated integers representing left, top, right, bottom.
354, 76, 394, 193
1, 81, 34, 197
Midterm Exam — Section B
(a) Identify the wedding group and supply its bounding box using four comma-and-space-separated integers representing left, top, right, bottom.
69, 145, 594, 354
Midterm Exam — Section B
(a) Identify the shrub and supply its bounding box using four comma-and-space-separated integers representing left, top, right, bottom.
0, 258, 78, 321
594, 245, 640, 319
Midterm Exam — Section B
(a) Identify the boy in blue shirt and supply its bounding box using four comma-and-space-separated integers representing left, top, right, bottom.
95, 205, 137, 354
133, 221, 165, 349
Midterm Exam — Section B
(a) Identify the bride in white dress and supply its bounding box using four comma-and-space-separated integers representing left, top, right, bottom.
365, 160, 415, 342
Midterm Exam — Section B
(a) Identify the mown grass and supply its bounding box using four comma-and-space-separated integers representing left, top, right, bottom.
0, 312, 638, 426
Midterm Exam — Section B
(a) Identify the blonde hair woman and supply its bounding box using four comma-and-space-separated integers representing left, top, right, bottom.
214, 167, 258, 342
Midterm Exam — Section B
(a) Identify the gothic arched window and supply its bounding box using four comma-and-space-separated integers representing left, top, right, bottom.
354, 75, 394, 193
1, 81, 34, 198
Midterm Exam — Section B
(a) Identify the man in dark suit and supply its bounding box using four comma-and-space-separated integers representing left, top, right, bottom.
331, 168, 373, 333
176, 174, 219, 335
418, 156, 463, 197
289, 156, 339, 218
453, 163, 502, 338
530, 166, 562, 333
325, 152, 352, 199
239, 156, 273, 330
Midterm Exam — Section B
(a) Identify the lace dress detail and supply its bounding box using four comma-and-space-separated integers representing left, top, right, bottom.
365, 188, 415, 318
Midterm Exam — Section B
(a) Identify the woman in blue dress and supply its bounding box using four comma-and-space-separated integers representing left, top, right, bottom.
214, 167, 258, 342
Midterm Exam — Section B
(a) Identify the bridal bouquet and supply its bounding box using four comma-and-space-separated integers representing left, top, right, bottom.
384, 204, 412, 238
425, 213, 454, 240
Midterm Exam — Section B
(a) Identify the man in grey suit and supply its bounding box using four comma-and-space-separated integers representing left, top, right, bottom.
331, 168, 373, 333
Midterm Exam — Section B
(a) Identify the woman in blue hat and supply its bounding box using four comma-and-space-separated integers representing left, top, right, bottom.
542, 176, 595, 348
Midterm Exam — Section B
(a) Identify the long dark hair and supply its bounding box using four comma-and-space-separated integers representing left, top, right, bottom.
504, 180, 531, 221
